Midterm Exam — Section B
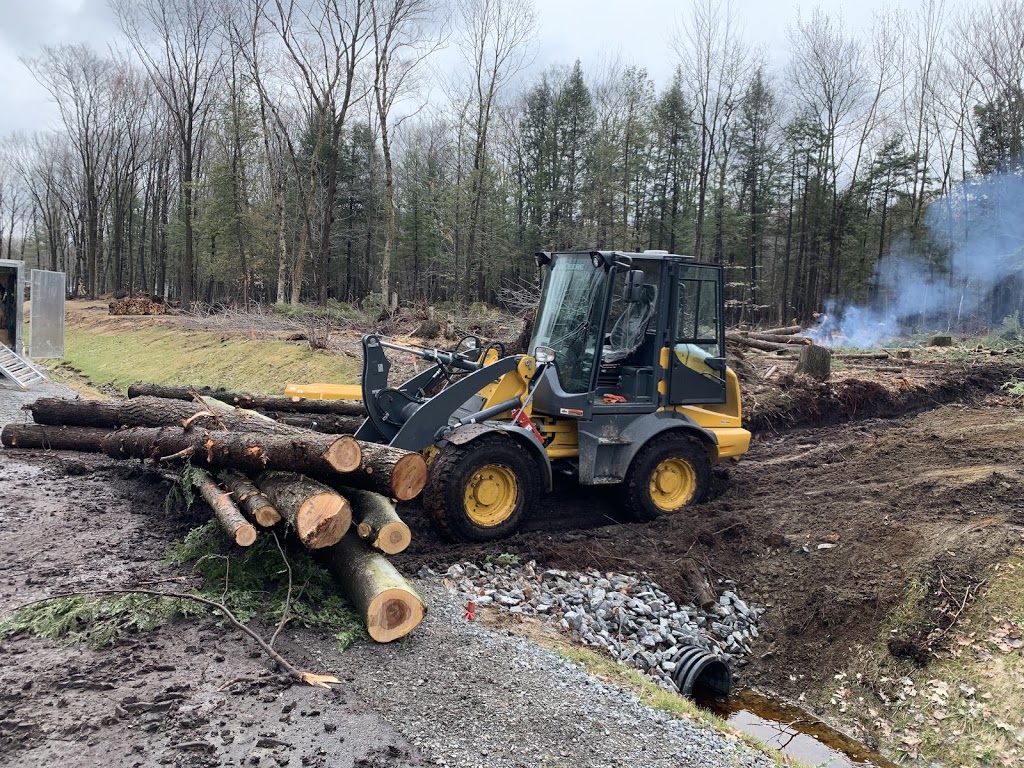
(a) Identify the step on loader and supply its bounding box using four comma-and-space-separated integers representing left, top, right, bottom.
353, 250, 751, 542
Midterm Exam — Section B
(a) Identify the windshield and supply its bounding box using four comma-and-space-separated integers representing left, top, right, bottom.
530, 254, 609, 393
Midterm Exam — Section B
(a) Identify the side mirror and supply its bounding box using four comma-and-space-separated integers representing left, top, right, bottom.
624, 270, 644, 303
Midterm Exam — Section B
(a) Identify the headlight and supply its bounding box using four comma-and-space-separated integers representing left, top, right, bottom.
534, 346, 556, 364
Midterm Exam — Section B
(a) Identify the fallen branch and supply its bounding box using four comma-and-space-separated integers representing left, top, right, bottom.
8, 588, 339, 688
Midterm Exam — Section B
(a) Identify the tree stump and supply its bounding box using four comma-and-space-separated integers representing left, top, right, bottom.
928, 335, 952, 347
794, 344, 832, 381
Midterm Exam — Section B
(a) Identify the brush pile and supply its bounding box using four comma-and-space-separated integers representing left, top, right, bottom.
0, 385, 425, 643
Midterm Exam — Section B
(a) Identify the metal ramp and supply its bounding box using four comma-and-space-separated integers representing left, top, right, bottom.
0, 344, 47, 390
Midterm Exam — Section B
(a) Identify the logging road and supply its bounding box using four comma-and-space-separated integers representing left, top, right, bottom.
0, 382, 776, 768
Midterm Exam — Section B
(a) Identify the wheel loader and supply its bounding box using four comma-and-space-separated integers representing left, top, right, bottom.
319, 250, 750, 542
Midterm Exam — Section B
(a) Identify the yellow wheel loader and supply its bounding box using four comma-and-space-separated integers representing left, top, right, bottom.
351, 250, 750, 542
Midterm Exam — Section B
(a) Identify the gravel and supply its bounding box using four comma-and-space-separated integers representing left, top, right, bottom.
0, 379, 77, 426
304, 580, 776, 768
439, 560, 763, 690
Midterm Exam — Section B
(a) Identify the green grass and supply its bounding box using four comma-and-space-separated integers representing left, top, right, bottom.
59, 325, 359, 395
552, 645, 810, 767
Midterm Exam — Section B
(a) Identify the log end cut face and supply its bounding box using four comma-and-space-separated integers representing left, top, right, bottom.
325, 436, 362, 473
391, 454, 428, 501
378, 521, 412, 555
367, 588, 425, 643
297, 493, 352, 549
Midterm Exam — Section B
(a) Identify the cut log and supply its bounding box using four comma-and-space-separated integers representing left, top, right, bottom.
28, 396, 305, 436
256, 471, 351, 549
101, 427, 362, 476
346, 488, 412, 555
196, 396, 306, 436
262, 411, 363, 435
192, 468, 257, 546
760, 325, 802, 335
320, 533, 425, 642
1, 424, 110, 451
126, 383, 367, 417
725, 334, 791, 353
794, 344, 832, 381
217, 469, 283, 527
27, 398, 125, 428
928, 335, 953, 347
833, 353, 889, 361
345, 441, 428, 501
740, 331, 811, 345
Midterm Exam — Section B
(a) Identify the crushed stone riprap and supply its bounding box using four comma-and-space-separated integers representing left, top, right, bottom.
431, 560, 763, 688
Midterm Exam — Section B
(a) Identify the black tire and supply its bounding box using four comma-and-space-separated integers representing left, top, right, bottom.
423, 435, 541, 542
622, 432, 712, 523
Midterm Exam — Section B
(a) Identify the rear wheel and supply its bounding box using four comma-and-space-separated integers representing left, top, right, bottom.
423, 435, 540, 542
623, 433, 711, 522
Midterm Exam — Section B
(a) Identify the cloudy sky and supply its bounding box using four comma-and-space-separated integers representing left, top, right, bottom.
0, 0, 959, 137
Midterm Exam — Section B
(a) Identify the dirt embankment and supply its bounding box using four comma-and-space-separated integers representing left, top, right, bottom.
392, 362, 1024, 711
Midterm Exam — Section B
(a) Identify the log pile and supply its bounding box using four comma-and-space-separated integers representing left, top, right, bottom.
1, 388, 426, 643
108, 296, 168, 315
726, 325, 812, 354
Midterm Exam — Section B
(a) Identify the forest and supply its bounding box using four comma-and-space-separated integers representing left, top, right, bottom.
2, 0, 1024, 330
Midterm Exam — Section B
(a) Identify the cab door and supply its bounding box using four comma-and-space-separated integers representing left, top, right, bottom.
667, 263, 727, 405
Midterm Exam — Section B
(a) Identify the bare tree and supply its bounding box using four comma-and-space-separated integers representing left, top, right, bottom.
113, 0, 225, 306
672, 0, 752, 262
370, 0, 446, 302
260, 0, 373, 305
22, 44, 117, 298
899, 0, 949, 229
455, 0, 536, 298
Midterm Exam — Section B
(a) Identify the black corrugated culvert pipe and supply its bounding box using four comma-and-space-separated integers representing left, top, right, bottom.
671, 646, 732, 697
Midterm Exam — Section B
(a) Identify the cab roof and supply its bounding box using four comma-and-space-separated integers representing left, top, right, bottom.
535, 250, 697, 268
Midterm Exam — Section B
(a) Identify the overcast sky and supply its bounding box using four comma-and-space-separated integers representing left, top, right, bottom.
0, 0, 961, 138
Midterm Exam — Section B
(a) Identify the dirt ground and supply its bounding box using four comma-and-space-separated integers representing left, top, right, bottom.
0, 451, 422, 768
5, 305, 1024, 764
388, 358, 1024, 734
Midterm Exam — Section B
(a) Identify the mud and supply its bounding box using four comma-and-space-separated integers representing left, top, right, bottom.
392, 364, 1024, 706
0, 452, 421, 768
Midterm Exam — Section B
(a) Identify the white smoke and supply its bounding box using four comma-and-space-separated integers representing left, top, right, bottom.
815, 172, 1024, 348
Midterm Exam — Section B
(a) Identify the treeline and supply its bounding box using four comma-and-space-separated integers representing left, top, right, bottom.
2, 0, 1024, 325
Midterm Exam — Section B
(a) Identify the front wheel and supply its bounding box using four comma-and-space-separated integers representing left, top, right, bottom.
423, 435, 541, 542
622, 433, 712, 522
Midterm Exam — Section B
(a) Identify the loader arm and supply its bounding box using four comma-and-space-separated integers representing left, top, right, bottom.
356, 334, 524, 452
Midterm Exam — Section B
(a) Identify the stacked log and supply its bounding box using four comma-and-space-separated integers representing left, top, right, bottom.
726, 325, 810, 354
320, 533, 425, 642
126, 383, 367, 417
4, 388, 428, 643
109, 297, 167, 315
193, 468, 258, 547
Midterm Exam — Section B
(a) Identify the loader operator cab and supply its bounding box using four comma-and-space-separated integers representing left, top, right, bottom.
528, 250, 728, 415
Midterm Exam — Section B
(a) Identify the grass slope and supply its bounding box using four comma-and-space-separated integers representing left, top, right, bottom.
60, 325, 358, 395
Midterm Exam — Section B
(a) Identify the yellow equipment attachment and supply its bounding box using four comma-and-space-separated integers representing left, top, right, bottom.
284, 382, 363, 401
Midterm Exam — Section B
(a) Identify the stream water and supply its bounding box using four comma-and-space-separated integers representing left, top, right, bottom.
695, 689, 899, 768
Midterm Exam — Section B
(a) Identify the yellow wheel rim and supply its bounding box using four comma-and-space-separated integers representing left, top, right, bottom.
649, 457, 697, 512
464, 464, 518, 527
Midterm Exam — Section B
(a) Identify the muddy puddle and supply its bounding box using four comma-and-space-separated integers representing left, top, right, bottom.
696, 689, 898, 768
